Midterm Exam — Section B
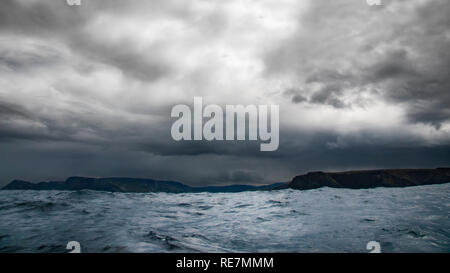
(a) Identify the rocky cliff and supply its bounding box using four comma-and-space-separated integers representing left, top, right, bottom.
288, 168, 450, 190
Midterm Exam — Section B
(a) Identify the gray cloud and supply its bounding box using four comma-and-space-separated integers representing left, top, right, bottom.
270, 0, 450, 127
0, 0, 180, 82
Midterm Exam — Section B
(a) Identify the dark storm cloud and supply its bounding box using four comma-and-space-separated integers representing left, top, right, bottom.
137, 138, 264, 157
0, 101, 52, 142
271, 0, 450, 127
0, 101, 31, 119
1, 128, 449, 188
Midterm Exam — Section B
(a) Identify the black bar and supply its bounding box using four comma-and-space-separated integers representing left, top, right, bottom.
0, 253, 447, 272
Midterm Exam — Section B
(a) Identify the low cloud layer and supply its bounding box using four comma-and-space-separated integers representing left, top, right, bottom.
0, 0, 449, 187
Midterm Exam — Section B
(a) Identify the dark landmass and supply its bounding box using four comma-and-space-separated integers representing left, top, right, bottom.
1, 176, 283, 193
285, 168, 450, 190
2, 168, 449, 193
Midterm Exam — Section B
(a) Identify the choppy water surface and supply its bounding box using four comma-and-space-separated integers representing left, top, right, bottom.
0, 184, 449, 253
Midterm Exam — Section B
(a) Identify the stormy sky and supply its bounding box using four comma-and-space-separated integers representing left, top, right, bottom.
0, 0, 449, 187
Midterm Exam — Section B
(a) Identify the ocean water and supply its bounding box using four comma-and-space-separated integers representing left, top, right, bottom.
0, 184, 449, 253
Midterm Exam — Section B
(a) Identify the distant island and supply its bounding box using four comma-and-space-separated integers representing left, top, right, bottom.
2, 168, 449, 193
1, 176, 284, 193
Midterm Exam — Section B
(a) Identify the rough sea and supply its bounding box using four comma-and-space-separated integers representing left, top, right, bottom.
0, 184, 449, 253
